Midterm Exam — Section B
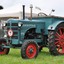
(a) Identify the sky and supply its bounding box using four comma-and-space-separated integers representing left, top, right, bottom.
0, 0, 64, 16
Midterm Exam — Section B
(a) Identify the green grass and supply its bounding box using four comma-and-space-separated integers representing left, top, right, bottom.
0, 48, 64, 64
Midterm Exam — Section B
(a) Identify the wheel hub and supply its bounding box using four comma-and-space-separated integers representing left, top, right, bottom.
26, 44, 37, 58
29, 48, 34, 54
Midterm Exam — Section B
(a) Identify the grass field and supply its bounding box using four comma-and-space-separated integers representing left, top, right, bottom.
0, 48, 64, 64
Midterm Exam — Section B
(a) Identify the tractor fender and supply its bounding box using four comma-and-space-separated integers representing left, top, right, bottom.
21, 26, 36, 39
48, 21, 64, 30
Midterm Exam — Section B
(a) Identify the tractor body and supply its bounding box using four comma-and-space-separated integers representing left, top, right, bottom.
5, 16, 64, 47
1, 5, 64, 59
1, 16, 64, 59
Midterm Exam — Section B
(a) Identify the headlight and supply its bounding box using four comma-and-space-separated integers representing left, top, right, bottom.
18, 22, 23, 27
2, 23, 6, 27
4, 34, 7, 37
3, 23, 6, 26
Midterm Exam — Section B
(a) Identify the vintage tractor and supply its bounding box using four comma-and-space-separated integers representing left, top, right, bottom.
0, 5, 64, 59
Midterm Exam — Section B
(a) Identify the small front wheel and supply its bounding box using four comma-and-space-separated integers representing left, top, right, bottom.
21, 41, 39, 59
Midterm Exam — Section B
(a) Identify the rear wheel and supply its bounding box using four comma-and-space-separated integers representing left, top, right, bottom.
0, 38, 10, 55
48, 23, 64, 55
21, 41, 39, 59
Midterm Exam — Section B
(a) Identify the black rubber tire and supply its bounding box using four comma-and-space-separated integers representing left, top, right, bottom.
5, 48, 10, 54
21, 40, 39, 59
48, 31, 58, 55
0, 38, 10, 55
48, 23, 64, 55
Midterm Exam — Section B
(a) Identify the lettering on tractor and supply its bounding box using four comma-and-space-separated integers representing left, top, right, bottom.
1, 5, 64, 59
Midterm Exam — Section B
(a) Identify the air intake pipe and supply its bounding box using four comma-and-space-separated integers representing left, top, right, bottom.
30, 4, 33, 20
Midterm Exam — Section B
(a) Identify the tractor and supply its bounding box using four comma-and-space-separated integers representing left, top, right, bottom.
0, 5, 64, 59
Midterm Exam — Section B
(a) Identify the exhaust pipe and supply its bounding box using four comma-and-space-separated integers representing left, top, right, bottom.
23, 5, 25, 20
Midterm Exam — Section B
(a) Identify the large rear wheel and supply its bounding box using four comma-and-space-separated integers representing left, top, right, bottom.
48, 23, 64, 55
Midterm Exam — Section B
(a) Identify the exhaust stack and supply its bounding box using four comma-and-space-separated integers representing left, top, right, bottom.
23, 5, 25, 20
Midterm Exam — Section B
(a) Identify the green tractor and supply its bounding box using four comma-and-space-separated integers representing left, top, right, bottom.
0, 5, 64, 59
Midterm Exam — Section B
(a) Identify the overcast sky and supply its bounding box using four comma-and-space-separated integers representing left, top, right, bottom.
0, 0, 64, 16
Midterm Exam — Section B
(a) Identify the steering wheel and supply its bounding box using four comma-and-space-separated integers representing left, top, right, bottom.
38, 12, 47, 17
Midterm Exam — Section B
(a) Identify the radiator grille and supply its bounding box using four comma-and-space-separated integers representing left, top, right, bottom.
6, 23, 18, 39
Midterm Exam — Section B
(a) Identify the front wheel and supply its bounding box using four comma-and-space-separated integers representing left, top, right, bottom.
21, 41, 39, 59
48, 23, 64, 55
0, 38, 10, 55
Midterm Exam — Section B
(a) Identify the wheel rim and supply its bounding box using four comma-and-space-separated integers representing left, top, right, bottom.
26, 44, 37, 58
55, 27, 64, 54
0, 43, 7, 54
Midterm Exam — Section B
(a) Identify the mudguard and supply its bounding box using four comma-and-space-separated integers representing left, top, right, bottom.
48, 21, 64, 30
21, 26, 36, 39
